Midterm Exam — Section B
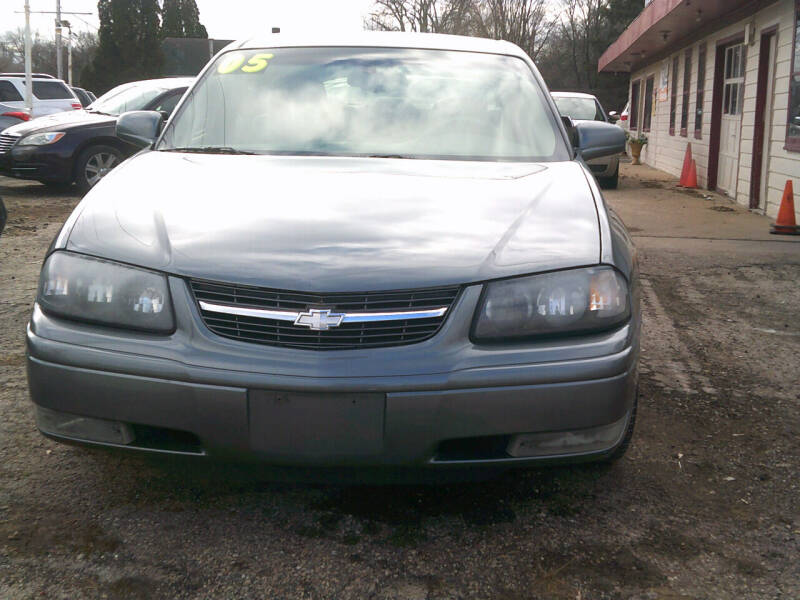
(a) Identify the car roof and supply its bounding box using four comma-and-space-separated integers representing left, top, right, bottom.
0, 73, 57, 79
130, 77, 195, 88
104, 77, 194, 94
550, 91, 599, 100
230, 32, 527, 59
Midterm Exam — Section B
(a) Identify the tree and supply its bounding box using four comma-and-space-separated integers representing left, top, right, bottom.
534, 0, 643, 111
366, 0, 479, 34
81, 0, 163, 94
0, 29, 98, 85
365, 0, 644, 113
161, 0, 208, 38
476, 0, 554, 62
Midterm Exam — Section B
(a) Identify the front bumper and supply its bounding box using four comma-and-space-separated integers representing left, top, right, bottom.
0, 144, 73, 182
26, 280, 639, 469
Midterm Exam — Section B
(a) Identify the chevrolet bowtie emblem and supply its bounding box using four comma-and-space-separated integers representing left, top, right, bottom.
294, 309, 345, 331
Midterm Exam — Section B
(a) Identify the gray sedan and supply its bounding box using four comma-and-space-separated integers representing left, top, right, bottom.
552, 91, 621, 189
27, 33, 639, 477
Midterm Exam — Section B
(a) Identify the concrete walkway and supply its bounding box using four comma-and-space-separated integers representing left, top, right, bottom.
608, 162, 800, 244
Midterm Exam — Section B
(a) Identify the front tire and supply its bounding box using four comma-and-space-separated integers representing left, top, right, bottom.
598, 164, 619, 189
75, 145, 123, 192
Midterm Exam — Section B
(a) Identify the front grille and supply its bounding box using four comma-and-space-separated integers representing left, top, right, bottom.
0, 133, 19, 154
190, 279, 460, 350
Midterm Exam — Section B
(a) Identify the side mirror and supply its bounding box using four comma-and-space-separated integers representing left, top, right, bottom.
561, 115, 578, 148
116, 110, 163, 147
574, 120, 626, 161
608, 111, 620, 124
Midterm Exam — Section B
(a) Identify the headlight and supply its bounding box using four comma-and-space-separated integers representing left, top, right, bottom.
19, 132, 66, 146
473, 266, 629, 341
38, 252, 174, 333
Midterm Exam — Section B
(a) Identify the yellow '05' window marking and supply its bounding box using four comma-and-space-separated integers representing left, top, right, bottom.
217, 52, 274, 74
242, 53, 274, 73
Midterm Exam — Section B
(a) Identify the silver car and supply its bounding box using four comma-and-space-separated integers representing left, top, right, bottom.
552, 91, 621, 189
27, 33, 639, 477
0, 73, 82, 118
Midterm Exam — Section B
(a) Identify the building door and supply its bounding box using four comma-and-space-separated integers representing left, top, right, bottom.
750, 30, 777, 210
717, 43, 746, 197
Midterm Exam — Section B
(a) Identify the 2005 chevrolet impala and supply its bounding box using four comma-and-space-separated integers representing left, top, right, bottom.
27, 33, 640, 474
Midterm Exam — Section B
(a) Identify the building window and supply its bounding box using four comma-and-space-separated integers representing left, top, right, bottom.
669, 55, 679, 135
643, 76, 654, 131
723, 43, 745, 115
680, 48, 692, 136
630, 79, 641, 130
695, 43, 706, 139
787, 0, 800, 151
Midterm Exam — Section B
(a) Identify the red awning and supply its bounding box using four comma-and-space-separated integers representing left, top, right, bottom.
599, 0, 773, 73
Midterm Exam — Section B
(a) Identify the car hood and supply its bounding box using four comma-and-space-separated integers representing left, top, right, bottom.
65, 152, 601, 292
4, 110, 115, 136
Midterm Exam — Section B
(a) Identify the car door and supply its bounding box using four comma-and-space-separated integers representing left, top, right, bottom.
0, 80, 25, 115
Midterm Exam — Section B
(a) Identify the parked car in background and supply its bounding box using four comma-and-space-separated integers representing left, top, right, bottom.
551, 91, 621, 188
70, 86, 95, 108
0, 77, 192, 190
0, 73, 81, 118
26, 34, 638, 476
0, 109, 29, 133
619, 101, 630, 130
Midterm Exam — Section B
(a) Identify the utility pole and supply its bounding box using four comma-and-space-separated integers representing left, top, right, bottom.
24, 0, 33, 113
14, 5, 92, 81
55, 0, 63, 80
62, 20, 73, 85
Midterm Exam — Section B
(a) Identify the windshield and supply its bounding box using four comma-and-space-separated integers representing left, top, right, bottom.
89, 82, 171, 116
159, 47, 568, 162
553, 96, 606, 122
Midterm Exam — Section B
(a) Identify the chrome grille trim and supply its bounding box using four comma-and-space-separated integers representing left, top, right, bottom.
0, 133, 20, 154
198, 300, 448, 323
189, 280, 460, 350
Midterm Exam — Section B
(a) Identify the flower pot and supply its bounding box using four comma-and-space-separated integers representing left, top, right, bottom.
629, 141, 645, 165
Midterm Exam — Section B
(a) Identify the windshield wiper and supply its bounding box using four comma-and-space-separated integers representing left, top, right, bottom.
87, 109, 113, 116
161, 146, 255, 155
365, 154, 420, 159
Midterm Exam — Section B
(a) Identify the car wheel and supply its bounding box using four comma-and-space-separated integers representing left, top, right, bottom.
599, 164, 619, 190
75, 145, 123, 192
603, 387, 637, 462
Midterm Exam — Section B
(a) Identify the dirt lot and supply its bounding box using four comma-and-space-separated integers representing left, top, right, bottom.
1, 164, 799, 599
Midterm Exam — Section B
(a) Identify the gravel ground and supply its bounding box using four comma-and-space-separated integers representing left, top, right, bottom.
1, 165, 799, 599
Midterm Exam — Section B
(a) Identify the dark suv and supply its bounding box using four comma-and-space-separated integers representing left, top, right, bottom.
0, 77, 192, 191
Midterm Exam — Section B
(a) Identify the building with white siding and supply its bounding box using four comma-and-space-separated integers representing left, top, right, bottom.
599, 0, 800, 221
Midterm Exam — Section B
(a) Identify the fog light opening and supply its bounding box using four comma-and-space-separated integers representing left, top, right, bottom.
507, 417, 628, 458
36, 406, 135, 445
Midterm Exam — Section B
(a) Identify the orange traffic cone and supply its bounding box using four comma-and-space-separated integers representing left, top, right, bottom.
770, 180, 800, 235
684, 160, 698, 189
679, 143, 693, 186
